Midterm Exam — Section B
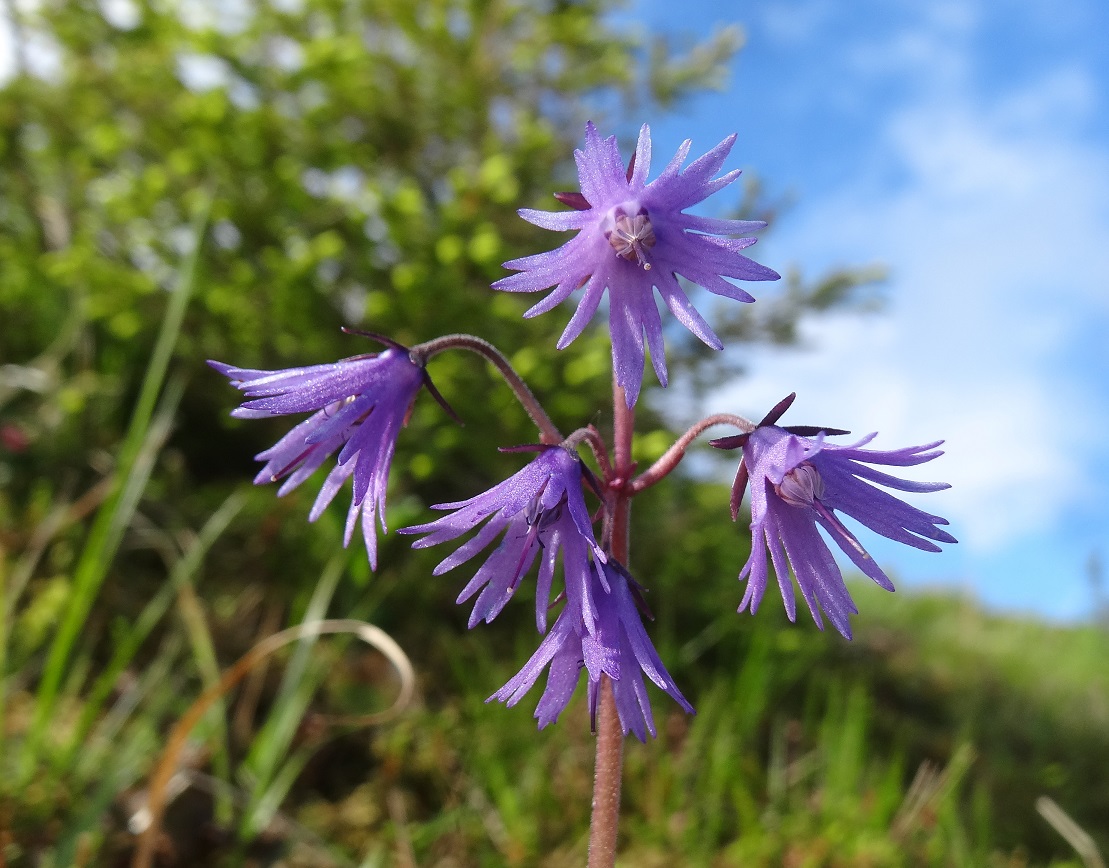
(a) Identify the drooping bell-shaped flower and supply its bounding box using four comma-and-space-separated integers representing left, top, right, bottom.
210, 342, 428, 569
490, 560, 694, 742
400, 445, 606, 634
494, 122, 780, 406
713, 395, 956, 639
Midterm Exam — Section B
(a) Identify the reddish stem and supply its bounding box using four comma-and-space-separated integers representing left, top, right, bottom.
415, 334, 562, 444
564, 424, 614, 482
586, 382, 636, 868
630, 413, 754, 493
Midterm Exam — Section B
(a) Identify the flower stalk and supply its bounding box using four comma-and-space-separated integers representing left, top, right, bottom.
415, 333, 562, 444
632, 412, 755, 493
587, 381, 635, 867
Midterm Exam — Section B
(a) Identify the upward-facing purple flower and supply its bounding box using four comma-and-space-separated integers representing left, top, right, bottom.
490, 560, 694, 742
713, 398, 956, 639
210, 344, 426, 569
493, 122, 780, 406
400, 446, 607, 634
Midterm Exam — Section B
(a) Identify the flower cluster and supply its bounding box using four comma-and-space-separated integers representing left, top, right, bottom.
402, 446, 690, 740
213, 121, 955, 741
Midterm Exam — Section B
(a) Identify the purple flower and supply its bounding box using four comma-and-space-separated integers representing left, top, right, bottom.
490, 560, 693, 742
493, 122, 780, 406
400, 446, 607, 634
714, 398, 956, 639
209, 345, 426, 569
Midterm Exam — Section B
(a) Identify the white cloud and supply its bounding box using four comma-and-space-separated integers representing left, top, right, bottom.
846, 22, 972, 88
759, 0, 836, 46
711, 26, 1109, 556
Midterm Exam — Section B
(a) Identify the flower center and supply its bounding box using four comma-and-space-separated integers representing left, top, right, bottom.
605, 207, 656, 270
775, 462, 825, 508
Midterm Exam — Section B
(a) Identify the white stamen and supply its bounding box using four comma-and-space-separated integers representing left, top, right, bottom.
606, 208, 656, 270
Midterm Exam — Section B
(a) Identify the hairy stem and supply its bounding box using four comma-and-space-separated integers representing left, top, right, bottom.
589, 676, 625, 868
415, 334, 562, 444
587, 382, 635, 868
564, 424, 614, 481
631, 412, 754, 493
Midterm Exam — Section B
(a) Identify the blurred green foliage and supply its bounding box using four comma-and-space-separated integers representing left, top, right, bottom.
3, 1, 1101, 866
0, 0, 876, 513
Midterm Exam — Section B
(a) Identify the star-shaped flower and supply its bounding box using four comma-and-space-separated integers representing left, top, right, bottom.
713, 395, 956, 638
210, 339, 430, 569
493, 122, 780, 406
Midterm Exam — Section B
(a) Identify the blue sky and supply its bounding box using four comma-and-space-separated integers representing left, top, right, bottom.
631, 0, 1109, 619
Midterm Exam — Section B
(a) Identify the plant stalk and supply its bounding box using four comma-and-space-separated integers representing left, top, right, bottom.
587, 381, 635, 867
415, 333, 562, 444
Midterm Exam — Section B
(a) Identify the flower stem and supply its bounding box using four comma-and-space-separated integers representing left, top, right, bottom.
589, 679, 625, 867
631, 412, 754, 493
563, 425, 613, 481
587, 382, 635, 868
415, 334, 563, 444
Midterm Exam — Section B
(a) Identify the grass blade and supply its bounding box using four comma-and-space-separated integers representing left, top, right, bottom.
17, 196, 211, 784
